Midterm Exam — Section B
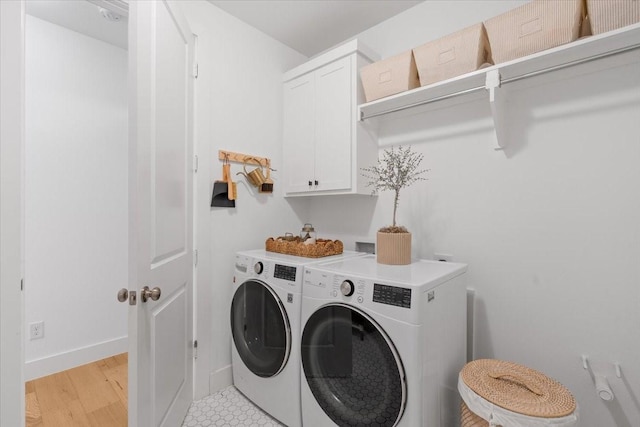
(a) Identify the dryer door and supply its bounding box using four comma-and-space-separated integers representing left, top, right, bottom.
301, 303, 407, 427
231, 279, 291, 378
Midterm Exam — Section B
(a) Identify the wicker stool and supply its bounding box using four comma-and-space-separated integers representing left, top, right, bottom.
459, 359, 578, 427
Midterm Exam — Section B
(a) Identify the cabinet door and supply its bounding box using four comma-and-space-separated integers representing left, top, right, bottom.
314, 56, 352, 192
283, 73, 315, 194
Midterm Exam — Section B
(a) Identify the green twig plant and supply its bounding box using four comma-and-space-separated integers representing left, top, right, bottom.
361, 145, 429, 233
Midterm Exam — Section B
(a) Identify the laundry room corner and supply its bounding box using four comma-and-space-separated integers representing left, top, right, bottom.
5, 0, 640, 426
306, 1, 640, 426
180, 0, 312, 400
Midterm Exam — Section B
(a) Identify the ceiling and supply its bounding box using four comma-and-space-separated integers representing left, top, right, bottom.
26, 0, 128, 49
25, 0, 423, 57
208, 0, 423, 57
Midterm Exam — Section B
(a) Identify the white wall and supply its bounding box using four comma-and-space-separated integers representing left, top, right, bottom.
180, 1, 308, 398
309, 1, 640, 426
24, 15, 128, 380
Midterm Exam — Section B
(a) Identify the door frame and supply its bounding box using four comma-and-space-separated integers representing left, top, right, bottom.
0, 1, 25, 426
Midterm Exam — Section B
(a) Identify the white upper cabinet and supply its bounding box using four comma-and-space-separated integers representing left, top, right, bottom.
283, 40, 379, 196
283, 73, 315, 193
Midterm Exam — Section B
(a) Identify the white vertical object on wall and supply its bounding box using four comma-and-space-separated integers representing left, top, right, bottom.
24, 15, 128, 380
0, 0, 25, 425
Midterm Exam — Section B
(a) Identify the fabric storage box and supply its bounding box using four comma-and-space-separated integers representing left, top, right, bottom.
413, 23, 492, 87
484, 0, 584, 64
587, 0, 640, 35
360, 50, 419, 102
459, 359, 578, 427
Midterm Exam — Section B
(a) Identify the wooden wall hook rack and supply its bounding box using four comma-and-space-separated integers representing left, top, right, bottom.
218, 150, 271, 168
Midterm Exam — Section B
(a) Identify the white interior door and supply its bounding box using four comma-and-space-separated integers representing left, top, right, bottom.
1, 1, 25, 426
129, 1, 195, 426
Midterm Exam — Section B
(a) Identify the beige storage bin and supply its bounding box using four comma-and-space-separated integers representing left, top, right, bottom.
360, 50, 419, 102
484, 0, 584, 64
413, 23, 492, 87
587, 0, 640, 35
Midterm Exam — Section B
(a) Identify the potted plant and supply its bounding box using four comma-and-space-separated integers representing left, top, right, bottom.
362, 145, 428, 265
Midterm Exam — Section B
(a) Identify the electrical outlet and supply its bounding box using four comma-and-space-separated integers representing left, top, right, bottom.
434, 253, 453, 262
30, 321, 44, 340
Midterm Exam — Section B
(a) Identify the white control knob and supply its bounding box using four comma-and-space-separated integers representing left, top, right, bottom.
254, 262, 264, 274
340, 280, 355, 297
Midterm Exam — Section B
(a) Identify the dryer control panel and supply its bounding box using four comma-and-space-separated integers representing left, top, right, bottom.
373, 284, 412, 309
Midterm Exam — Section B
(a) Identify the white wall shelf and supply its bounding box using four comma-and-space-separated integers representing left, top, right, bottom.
358, 23, 640, 150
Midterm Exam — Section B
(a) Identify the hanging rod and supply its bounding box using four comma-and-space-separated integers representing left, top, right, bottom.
360, 85, 485, 121
360, 42, 640, 122
501, 43, 640, 85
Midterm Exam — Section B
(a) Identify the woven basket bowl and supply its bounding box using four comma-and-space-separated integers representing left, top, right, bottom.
265, 237, 343, 258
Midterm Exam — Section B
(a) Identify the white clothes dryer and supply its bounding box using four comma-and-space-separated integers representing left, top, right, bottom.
300, 254, 468, 427
231, 249, 364, 427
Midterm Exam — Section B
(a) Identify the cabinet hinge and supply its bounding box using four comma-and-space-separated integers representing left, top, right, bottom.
193, 339, 198, 359
192, 63, 199, 79
194, 249, 198, 267
194, 155, 198, 173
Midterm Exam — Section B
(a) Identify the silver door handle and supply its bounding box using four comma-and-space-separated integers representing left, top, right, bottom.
141, 286, 161, 302
117, 288, 128, 302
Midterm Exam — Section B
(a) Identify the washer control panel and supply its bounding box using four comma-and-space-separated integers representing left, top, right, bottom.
274, 264, 297, 282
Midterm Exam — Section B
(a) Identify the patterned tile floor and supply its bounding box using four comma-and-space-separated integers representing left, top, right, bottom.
182, 386, 285, 427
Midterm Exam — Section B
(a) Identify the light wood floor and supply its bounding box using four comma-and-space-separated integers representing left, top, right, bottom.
26, 353, 128, 427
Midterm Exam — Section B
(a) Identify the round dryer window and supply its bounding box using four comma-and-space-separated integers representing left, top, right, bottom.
301, 304, 406, 427
230, 280, 291, 378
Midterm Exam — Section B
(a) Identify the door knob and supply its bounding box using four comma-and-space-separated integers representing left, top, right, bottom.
141, 286, 161, 302
117, 288, 128, 302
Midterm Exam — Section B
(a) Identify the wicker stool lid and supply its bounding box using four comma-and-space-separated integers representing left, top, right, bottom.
460, 359, 576, 418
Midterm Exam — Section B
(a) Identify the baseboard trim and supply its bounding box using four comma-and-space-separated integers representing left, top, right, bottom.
25, 336, 127, 381
209, 364, 233, 394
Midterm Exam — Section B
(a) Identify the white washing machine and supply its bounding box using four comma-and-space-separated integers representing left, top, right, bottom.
300, 254, 468, 427
230, 249, 364, 427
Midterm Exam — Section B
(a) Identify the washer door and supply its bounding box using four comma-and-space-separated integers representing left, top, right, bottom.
301, 304, 406, 427
230, 279, 291, 378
